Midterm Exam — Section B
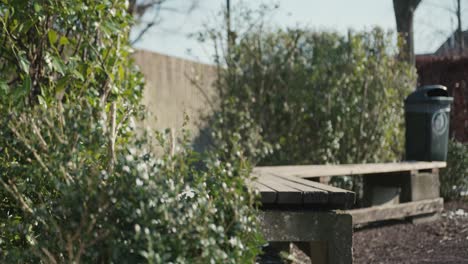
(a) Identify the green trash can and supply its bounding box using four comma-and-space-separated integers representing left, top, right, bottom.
405, 85, 453, 161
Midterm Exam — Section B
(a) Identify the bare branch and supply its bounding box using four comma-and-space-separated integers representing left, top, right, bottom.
41, 248, 58, 264
0, 178, 33, 214
107, 102, 117, 173
130, 0, 199, 44
131, 22, 155, 44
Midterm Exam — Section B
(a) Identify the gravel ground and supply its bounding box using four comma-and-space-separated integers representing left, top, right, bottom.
353, 200, 468, 264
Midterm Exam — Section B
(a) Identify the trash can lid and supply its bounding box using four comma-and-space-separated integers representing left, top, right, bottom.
405, 85, 453, 104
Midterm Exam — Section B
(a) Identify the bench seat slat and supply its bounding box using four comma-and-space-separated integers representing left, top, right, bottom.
257, 175, 302, 205
269, 173, 355, 208
252, 181, 277, 204
253, 161, 446, 178
263, 174, 328, 205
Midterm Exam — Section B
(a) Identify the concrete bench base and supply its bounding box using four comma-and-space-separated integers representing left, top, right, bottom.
360, 168, 443, 225
260, 210, 352, 264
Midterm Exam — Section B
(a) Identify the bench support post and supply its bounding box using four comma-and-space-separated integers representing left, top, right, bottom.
362, 168, 442, 224
295, 241, 327, 264
409, 168, 442, 223
260, 210, 353, 264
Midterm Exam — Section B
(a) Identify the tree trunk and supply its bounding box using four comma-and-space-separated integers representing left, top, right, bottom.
393, 0, 421, 65
457, 0, 464, 54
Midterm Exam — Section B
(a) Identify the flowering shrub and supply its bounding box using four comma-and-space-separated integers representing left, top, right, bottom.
0, 102, 262, 263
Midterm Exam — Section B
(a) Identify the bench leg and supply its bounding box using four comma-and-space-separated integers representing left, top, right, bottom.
409, 169, 442, 224
295, 241, 327, 264
328, 228, 353, 264
295, 231, 352, 264
363, 169, 442, 224
259, 242, 290, 263
260, 211, 353, 264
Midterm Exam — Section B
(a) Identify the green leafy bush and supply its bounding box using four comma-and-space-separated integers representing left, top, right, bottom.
0, 1, 143, 109
206, 27, 416, 166
440, 139, 468, 200
0, 102, 261, 262
208, 97, 273, 165
0, 1, 262, 262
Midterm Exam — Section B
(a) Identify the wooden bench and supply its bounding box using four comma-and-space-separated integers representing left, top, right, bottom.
253, 173, 355, 264
254, 161, 446, 226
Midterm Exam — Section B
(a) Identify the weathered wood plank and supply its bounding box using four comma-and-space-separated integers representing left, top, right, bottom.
257, 175, 302, 205
270, 174, 355, 209
265, 174, 329, 205
252, 181, 277, 204
346, 198, 444, 225
253, 161, 447, 179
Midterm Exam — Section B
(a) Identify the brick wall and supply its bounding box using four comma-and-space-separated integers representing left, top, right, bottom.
416, 55, 468, 143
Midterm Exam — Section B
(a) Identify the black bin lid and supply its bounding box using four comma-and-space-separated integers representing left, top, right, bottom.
405, 85, 453, 104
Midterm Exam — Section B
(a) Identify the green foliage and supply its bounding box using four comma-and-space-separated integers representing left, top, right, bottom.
209, 97, 273, 165
0, 102, 262, 262
440, 139, 468, 200
0, 0, 142, 109
207, 27, 416, 166
0, 0, 262, 262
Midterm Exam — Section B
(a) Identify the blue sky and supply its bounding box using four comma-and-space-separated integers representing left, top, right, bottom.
131, 0, 468, 63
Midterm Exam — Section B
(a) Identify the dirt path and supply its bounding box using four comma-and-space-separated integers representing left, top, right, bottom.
353, 201, 468, 264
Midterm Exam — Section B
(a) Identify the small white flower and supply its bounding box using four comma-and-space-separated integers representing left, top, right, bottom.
177, 189, 196, 200
125, 155, 133, 162
44, 54, 52, 66
137, 162, 146, 171
228, 237, 237, 247
136, 178, 143, 186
